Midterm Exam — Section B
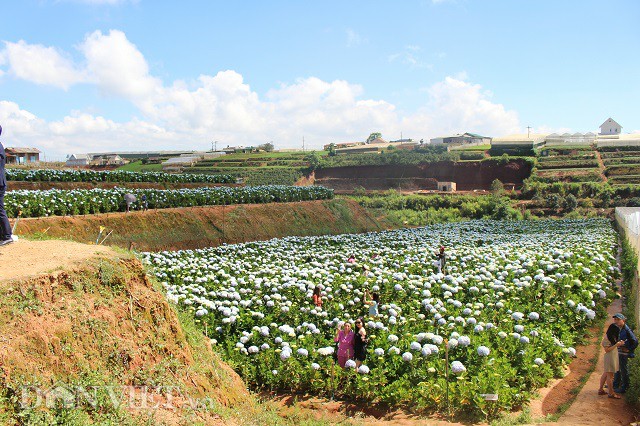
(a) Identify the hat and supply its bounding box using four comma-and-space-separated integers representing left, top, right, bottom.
613, 313, 626, 320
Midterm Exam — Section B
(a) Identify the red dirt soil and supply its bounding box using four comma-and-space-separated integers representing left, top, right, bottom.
314, 160, 532, 191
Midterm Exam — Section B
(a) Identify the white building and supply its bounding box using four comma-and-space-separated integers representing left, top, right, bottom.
430, 132, 491, 146
599, 118, 622, 135
65, 154, 91, 167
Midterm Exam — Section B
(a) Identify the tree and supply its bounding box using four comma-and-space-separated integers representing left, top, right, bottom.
366, 132, 382, 143
258, 142, 274, 152
563, 194, 578, 212
490, 179, 504, 195
327, 143, 337, 157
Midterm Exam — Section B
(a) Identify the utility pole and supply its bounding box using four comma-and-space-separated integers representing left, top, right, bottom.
302, 136, 305, 152
211, 141, 218, 152
526, 126, 532, 138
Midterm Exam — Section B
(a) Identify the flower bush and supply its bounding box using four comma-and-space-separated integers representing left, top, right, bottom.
141, 219, 618, 417
6, 168, 234, 184
4, 185, 334, 217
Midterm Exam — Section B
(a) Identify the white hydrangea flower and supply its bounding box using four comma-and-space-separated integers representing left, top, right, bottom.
451, 361, 466, 375
477, 346, 490, 356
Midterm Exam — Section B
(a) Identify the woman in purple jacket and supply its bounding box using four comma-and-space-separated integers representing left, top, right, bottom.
334, 322, 355, 368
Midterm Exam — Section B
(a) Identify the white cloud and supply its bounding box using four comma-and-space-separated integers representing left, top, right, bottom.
2, 41, 86, 89
346, 29, 364, 47
79, 30, 161, 100
388, 45, 432, 70
398, 76, 520, 139
0, 30, 521, 158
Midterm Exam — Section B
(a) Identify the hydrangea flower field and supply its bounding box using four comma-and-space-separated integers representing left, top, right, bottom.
4, 185, 333, 217
142, 219, 618, 416
6, 168, 235, 184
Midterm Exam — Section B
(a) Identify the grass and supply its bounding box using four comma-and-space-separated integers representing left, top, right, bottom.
117, 161, 163, 172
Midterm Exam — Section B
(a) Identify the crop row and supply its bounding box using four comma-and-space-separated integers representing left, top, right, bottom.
6, 168, 235, 184
4, 185, 334, 218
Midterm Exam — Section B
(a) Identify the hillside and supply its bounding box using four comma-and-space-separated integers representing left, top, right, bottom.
14, 199, 383, 251
0, 241, 254, 425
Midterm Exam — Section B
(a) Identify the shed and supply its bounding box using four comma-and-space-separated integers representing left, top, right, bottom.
5, 147, 41, 164
438, 181, 456, 192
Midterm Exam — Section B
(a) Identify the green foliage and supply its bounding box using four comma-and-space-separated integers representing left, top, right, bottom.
6, 168, 235, 184
491, 179, 504, 195
366, 132, 382, 143
5, 186, 334, 218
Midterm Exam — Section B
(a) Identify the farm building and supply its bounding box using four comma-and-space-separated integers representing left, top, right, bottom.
599, 118, 622, 135
544, 132, 596, 146
437, 181, 456, 192
597, 132, 640, 148
490, 133, 546, 155
161, 155, 201, 172
91, 154, 128, 166
4, 147, 41, 164
66, 154, 91, 167
430, 133, 491, 147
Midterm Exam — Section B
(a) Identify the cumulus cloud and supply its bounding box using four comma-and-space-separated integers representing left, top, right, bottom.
2, 41, 86, 89
0, 30, 521, 158
79, 30, 161, 100
403, 74, 520, 137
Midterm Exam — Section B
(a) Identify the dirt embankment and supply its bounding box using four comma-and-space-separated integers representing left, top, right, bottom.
0, 244, 254, 424
14, 199, 383, 252
314, 160, 533, 191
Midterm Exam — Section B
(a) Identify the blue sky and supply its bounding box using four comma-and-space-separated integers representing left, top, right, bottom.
0, 0, 638, 159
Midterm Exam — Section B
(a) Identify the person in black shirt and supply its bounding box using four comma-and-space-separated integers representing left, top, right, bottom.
353, 317, 368, 368
0, 124, 14, 246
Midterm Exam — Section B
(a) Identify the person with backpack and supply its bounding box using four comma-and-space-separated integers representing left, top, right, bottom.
612, 313, 638, 394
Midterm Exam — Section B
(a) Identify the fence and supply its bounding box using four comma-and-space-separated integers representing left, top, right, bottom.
615, 207, 640, 330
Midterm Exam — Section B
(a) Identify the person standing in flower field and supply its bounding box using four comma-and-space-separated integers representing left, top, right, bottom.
334, 321, 354, 368
353, 317, 368, 368
312, 286, 323, 308
435, 246, 446, 274
613, 313, 638, 394
363, 289, 379, 317
0, 124, 16, 247
598, 323, 625, 398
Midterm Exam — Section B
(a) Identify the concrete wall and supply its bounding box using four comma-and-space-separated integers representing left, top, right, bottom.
615, 207, 640, 331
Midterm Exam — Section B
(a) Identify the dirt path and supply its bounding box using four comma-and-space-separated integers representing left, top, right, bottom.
551, 294, 636, 425
595, 151, 608, 182
0, 239, 113, 283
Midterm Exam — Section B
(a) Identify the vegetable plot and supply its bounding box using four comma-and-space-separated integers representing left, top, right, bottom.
142, 219, 618, 417
4, 185, 334, 217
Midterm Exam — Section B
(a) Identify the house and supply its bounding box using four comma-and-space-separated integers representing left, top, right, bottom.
66, 154, 91, 167
323, 141, 365, 150
91, 154, 128, 166
599, 118, 622, 135
4, 147, 41, 164
430, 133, 491, 146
